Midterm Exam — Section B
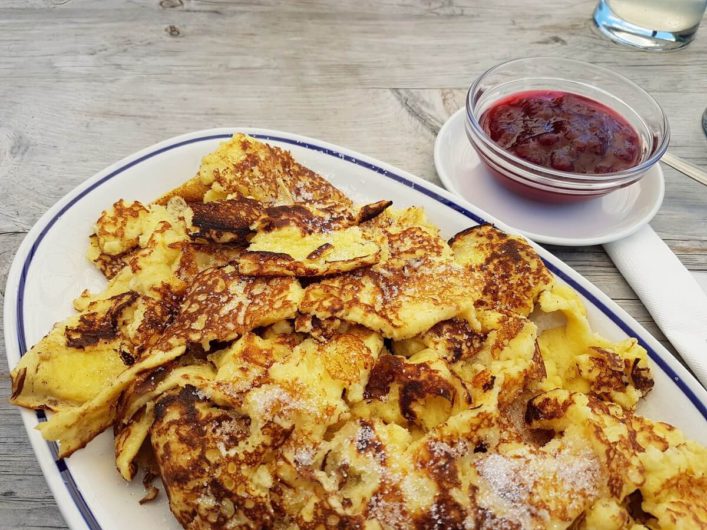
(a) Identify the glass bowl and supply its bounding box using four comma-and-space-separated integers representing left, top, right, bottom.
465, 57, 670, 203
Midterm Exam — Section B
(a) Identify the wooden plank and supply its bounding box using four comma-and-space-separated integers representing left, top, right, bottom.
0, 2, 704, 93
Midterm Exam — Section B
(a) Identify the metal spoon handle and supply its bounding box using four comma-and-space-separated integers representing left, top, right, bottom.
661, 152, 707, 187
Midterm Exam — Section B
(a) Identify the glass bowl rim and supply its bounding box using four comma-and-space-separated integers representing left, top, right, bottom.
465, 56, 671, 182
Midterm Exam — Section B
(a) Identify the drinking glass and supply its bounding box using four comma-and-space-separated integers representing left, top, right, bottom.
593, 0, 707, 51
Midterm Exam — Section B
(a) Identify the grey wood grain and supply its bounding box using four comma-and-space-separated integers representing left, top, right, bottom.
1, 1, 706, 529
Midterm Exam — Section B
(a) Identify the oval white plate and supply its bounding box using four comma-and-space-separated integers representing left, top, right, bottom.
434, 108, 665, 246
4, 128, 705, 530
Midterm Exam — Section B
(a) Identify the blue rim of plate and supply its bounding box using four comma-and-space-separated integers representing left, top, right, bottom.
13, 131, 707, 530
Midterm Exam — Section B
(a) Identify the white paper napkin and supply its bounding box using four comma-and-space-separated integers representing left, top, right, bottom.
605, 225, 707, 386
693, 271, 707, 294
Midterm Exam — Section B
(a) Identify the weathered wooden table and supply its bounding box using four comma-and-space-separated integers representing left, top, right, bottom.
1, 1, 705, 528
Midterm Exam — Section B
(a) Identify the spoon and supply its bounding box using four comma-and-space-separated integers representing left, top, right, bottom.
657, 110, 707, 187
661, 152, 707, 187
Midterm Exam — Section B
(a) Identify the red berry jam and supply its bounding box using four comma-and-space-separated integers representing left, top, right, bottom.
479, 90, 641, 174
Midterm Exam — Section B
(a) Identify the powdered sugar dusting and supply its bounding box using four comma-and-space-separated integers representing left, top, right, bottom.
367, 491, 406, 529
428, 439, 469, 459
247, 384, 319, 420
293, 446, 315, 467
475, 444, 600, 528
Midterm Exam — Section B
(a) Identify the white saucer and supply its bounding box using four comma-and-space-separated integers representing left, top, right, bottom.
434, 108, 665, 246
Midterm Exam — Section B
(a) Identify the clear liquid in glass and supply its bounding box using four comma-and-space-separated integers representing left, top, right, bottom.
594, 0, 707, 50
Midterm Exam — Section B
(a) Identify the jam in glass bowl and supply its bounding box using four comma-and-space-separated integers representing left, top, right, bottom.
465, 57, 670, 203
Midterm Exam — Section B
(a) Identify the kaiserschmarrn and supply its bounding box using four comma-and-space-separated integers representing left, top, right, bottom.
10, 133, 706, 529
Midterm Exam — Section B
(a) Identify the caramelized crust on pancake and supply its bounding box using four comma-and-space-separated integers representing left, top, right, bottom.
193, 134, 353, 212
92, 199, 149, 256
33, 265, 301, 460
395, 309, 543, 411
89, 235, 137, 279
188, 198, 262, 244
10, 293, 140, 411
450, 224, 554, 316
188, 198, 391, 248
527, 389, 707, 529
174, 242, 244, 283
157, 133, 366, 229
300, 255, 476, 340
159, 265, 303, 349
300, 208, 479, 339
411, 317, 486, 363
454, 311, 544, 409
151, 386, 278, 529
113, 361, 216, 481
175, 132, 389, 222
80, 197, 194, 311
151, 325, 385, 529
360, 352, 462, 427
210, 332, 299, 405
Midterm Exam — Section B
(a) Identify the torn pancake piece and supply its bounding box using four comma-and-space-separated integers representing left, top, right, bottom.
151, 386, 282, 529
450, 224, 553, 317
300, 256, 476, 340
299, 207, 479, 339
526, 388, 707, 529
417, 310, 543, 409
89, 198, 148, 258
159, 133, 389, 232
37, 344, 187, 458
38, 266, 302, 458
536, 282, 653, 410
353, 349, 468, 431
254, 199, 391, 234
158, 264, 303, 350
392, 314, 483, 362
151, 326, 383, 529
10, 292, 139, 411
368, 206, 451, 262
238, 224, 382, 276
268, 323, 384, 409
188, 197, 262, 245
289, 417, 416, 527
192, 133, 354, 212
114, 362, 216, 481
80, 197, 194, 311
240, 325, 384, 440
158, 133, 351, 216
469, 432, 602, 528
187, 198, 391, 250
173, 241, 245, 284
210, 332, 299, 405
113, 404, 155, 482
